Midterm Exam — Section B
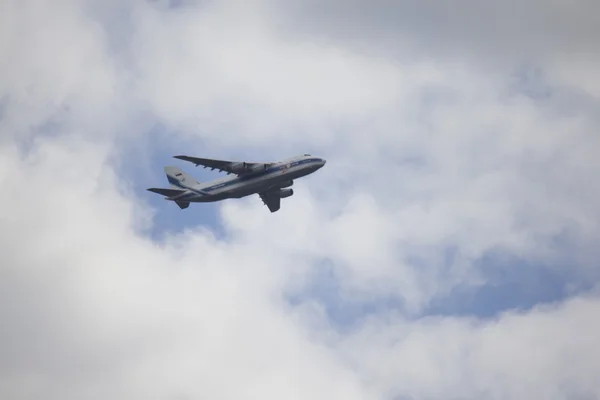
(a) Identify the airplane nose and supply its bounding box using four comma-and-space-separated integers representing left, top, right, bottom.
321, 158, 326, 166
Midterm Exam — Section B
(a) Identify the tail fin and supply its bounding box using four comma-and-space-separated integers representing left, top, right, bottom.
165, 166, 199, 189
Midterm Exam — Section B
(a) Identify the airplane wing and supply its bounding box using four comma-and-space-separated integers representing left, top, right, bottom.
174, 155, 273, 175
258, 190, 281, 213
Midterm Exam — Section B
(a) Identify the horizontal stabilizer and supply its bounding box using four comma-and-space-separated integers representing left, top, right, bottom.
147, 188, 186, 198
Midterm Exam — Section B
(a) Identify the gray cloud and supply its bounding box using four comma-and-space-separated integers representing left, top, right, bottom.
273, 0, 600, 63
271, 0, 600, 102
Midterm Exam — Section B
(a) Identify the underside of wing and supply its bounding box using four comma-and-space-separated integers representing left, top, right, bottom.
258, 191, 281, 213
174, 155, 272, 176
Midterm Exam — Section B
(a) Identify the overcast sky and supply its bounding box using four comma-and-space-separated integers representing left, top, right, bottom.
1, 0, 599, 399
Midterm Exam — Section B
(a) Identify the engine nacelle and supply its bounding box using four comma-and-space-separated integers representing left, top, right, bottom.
249, 163, 268, 173
230, 162, 268, 174
279, 188, 293, 198
278, 180, 293, 189
230, 162, 249, 173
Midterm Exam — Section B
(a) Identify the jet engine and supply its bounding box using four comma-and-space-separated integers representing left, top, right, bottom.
229, 162, 248, 173
279, 188, 294, 198
230, 162, 268, 174
278, 180, 293, 189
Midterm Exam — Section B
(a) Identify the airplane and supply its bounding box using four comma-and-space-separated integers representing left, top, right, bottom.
147, 154, 326, 213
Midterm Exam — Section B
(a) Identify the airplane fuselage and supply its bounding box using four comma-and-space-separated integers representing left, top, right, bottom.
168, 155, 325, 203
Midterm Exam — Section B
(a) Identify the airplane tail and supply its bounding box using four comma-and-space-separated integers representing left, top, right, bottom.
146, 166, 200, 211
165, 166, 199, 189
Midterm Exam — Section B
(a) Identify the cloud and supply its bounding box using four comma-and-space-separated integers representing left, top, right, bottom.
128, 0, 412, 152
274, 0, 600, 94
1, 0, 599, 399
0, 139, 374, 399
334, 293, 600, 400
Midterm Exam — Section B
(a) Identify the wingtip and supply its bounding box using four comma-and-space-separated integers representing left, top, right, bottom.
173, 155, 200, 166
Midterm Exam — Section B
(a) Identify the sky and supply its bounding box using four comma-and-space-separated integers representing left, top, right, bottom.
1, 0, 599, 399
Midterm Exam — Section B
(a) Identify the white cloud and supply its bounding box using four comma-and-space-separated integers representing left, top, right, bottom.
335, 293, 600, 400
0, 0, 128, 143
129, 0, 410, 151
0, 140, 375, 399
1, 0, 600, 399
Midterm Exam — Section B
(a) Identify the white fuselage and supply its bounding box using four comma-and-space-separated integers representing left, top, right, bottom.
169, 155, 326, 203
